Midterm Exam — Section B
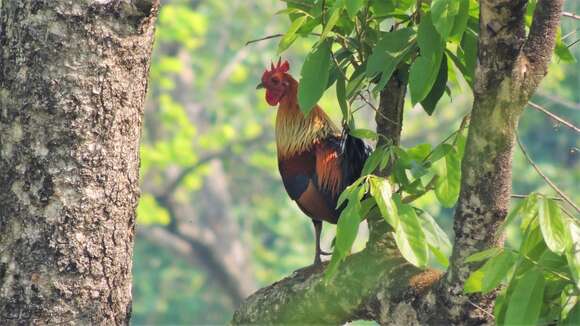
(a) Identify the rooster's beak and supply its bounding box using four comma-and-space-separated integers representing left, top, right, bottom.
256, 82, 265, 89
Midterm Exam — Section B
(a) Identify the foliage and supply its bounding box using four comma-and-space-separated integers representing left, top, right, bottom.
465, 194, 579, 325
274, 0, 579, 323
132, 0, 579, 323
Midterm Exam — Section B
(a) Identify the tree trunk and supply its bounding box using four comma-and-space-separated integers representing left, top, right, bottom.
0, 1, 159, 324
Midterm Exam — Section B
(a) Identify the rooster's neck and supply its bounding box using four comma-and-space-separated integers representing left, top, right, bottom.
275, 96, 338, 159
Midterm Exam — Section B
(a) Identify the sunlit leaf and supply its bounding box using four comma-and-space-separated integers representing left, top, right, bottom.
321, 4, 343, 39
394, 200, 428, 267
465, 247, 502, 263
449, 0, 469, 40
370, 177, 397, 227
566, 220, 580, 290
434, 147, 461, 207
362, 148, 384, 175
298, 39, 332, 114
481, 251, 517, 293
417, 210, 451, 267
350, 128, 378, 141
464, 270, 485, 293
538, 197, 569, 254
367, 28, 416, 90
278, 15, 308, 54
431, 0, 460, 40
503, 269, 545, 326
561, 302, 580, 326
345, 0, 364, 17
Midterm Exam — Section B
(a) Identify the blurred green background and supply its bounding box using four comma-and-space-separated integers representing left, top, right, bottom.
132, 0, 579, 324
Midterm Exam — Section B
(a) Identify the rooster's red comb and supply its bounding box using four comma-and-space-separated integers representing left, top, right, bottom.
265, 58, 290, 75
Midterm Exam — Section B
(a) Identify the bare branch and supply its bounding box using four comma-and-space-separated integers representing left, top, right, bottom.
528, 101, 580, 133
511, 194, 562, 201
563, 11, 580, 21
245, 33, 284, 46
516, 134, 580, 214
536, 91, 580, 111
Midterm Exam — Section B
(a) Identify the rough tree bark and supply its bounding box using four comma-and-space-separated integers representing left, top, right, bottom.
0, 1, 159, 324
232, 0, 563, 324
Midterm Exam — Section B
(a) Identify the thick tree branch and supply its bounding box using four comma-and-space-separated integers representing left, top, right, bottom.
232, 251, 440, 325
523, 0, 564, 88
528, 101, 580, 133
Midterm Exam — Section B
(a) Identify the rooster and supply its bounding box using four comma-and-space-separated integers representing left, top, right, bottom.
257, 59, 370, 264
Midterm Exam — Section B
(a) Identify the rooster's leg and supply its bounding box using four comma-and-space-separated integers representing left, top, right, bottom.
312, 219, 331, 264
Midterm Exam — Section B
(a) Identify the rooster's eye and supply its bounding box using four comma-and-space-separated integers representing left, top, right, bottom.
271, 77, 280, 84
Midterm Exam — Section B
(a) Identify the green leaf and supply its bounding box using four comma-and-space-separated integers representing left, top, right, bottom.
481, 251, 517, 293
566, 220, 580, 290
321, 4, 343, 39
465, 247, 502, 263
459, 28, 477, 85
362, 148, 384, 175
394, 200, 428, 267
434, 147, 461, 207
366, 28, 416, 86
345, 64, 367, 99
555, 28, 576, 63
350, 128, 378, 141
417, 12, 444, 58
464, 270, 484, 293
449, 0, 469, 40
417, 210, 451, 267
298, 39, 332, 115
345, 0, 364, 17
370, 177, 397, 227
538, 197, 569, 254
410, 14, 444, 104
561, 302, 580, 326
429, 143, 453, 163
430, 0, 460, 40
420, 53, 448, 115
336, 177, 364, 208
336, 74, 349, 123
503, 270, 545, 326
278, 15, 308, 54
335, 193, 362, 253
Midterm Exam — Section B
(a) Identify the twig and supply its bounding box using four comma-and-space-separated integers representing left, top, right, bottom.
567, 38, 580, 49
358, 93, 399, 125
536, 91, 580, 111
467, 300, 495, 321
516, 134, 580, 214
563, 11, 580, 20
245, 34, 284, 46
511, 194, 561, 201
527, 101, 580, 133
422, 113, 470, 163
559, 204, 578, 220
246, 32, 323, 46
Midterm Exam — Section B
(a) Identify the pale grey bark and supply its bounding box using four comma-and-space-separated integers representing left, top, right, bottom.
0, 1, 159, 324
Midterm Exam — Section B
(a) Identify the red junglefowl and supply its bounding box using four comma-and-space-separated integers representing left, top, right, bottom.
257, 59, 370, 264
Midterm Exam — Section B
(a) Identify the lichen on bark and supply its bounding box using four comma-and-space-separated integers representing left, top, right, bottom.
0, 1, 159, 324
